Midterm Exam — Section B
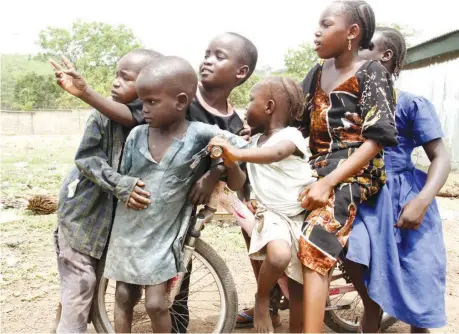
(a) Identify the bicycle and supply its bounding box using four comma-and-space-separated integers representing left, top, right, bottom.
52, 145, 398, 333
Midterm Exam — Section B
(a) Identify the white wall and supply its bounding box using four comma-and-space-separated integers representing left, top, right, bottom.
397, 59, 459, 169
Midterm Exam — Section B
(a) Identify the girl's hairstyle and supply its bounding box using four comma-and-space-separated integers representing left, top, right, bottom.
267, 77, 305, 122
375, 27, 407, 79
334, 0, 376, 50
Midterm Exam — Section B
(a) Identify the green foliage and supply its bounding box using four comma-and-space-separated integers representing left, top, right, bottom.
35, 20, 142, 101
1, 55, 52, 109
12, 73, 63, 110
283, 42, 319, 81
1, 21, 142, 111
229, 74, 262, 107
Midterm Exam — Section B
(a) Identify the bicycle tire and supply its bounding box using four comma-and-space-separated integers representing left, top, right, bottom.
324, 265, 398, 333
90, 239, 238, 333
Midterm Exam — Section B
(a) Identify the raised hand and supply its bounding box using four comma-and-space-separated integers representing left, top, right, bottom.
50, 56, 87, 97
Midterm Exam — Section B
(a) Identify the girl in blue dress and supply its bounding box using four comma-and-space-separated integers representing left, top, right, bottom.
345, 27, 451, 333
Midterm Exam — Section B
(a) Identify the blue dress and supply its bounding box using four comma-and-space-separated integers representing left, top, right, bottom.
346, 91, 447, 328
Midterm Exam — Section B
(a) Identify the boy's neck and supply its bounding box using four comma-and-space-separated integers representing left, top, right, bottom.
199, 84, 233, 115
151, 119, 189, 137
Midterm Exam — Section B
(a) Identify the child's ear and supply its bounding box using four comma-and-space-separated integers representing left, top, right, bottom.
266, 100, 275, 115
176, 93, 189, 111
236, 65, 249, 82
381, 49, 394, 63
348, 23, 360, 42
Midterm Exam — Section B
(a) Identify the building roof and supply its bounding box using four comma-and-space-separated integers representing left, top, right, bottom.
404, 29, 459, 70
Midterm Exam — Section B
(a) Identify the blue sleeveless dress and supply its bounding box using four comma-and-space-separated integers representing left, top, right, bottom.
346, 91, 447, 328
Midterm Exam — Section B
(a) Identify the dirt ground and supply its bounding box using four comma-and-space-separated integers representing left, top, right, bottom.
1, 135, 459, 333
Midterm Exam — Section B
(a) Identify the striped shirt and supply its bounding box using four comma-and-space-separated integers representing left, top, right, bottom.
56, 100, 143, 259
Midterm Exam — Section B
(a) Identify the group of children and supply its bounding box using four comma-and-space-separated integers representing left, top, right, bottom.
51, 0, 450, 333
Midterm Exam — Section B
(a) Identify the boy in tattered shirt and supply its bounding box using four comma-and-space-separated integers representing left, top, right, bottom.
51, 49, 162, 333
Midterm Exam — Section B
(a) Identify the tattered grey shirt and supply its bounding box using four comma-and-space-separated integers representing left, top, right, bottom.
103, 122, 248, 285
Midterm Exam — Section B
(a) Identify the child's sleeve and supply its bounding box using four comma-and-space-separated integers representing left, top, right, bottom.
211, 125, 249, 149
270, 127, 309, 157
359, 61, 398, 147
410, 96, 444, 147
126, 99, 145, 126
74, 111, 139, 204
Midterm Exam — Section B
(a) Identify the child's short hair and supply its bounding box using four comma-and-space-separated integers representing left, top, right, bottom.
226, 32, 258, 85
138, 56, 198, 104
126, 48, 164, 66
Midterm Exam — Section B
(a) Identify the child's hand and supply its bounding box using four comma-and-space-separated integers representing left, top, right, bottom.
50, 56, 87, 97
396, 196, 430, 229
209, 136, 241, 164
189, 173, 219, 205
127, 180, 151, 210
239, 126, 251, 142
298, 178, 334, 211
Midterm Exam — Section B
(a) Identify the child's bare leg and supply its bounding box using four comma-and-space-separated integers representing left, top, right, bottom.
114, 282, 142, 333
288, 278, 303, 332
242, 228, 263, 279
255, 240, 291, 333
343, 259, 381, 332
303, 267, 329, 333
145, 282, 171, 333
237, 228, 283, 327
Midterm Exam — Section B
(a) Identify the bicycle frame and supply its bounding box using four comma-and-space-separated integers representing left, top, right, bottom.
166, 207, 214, 307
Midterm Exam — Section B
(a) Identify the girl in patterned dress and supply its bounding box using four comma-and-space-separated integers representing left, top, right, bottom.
295, 1, 398, 332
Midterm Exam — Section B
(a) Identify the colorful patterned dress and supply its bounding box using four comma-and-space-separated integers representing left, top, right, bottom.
297, 60, 398, 275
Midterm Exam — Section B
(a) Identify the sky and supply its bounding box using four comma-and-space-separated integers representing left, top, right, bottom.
1, 0, 457, 70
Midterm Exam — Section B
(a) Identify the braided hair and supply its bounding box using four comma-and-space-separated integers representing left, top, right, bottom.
376, 27, 407, 79
265, 77, 305, 123
334, 0, 376, 50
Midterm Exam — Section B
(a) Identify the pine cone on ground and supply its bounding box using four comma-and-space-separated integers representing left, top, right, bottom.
27, 195, 58, 215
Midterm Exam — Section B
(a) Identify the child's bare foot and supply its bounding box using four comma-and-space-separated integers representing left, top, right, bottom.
411, 326, 430, 333
254, 294, 274, 333
235, 307, 280, 328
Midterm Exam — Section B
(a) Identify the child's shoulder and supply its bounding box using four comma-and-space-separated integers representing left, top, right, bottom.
276, 126, 304, 139
357, 60, 391, 78
188, 121, 220, 134
126, 124, 148, 142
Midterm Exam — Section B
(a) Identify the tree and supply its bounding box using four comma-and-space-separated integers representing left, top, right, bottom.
35, 20, 142, 103
229, 74, 262, 108
283, 42, 319, 81
1, 55, 51, 109
12, 73, 64, 110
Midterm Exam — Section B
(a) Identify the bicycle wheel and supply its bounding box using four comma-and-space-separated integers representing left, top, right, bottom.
324, 264, 398, 333
91, 239, 238, 333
